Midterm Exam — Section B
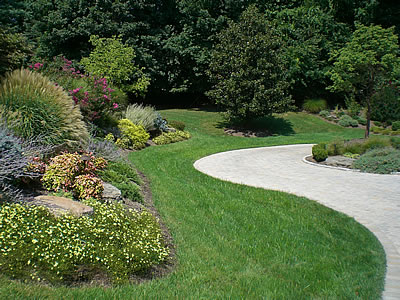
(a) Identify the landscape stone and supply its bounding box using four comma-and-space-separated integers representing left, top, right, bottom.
124, 199, 146, 213
323, 155, 355, 168
102, 182, 122, 202
32, 195, 93, 217
146, 140, 157, 146
166, 126, 176, 132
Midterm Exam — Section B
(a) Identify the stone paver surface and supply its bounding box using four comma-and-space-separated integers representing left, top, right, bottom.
194, 144, 400, 299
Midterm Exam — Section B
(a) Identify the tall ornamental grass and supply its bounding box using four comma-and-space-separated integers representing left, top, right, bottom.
0, 69, 88, 149
125, 103, 158, 132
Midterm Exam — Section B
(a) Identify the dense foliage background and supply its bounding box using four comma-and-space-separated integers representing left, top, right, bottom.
1, 0, 399, 106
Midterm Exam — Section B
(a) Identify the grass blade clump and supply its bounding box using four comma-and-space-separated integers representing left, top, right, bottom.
0, 69, 88, 150
125, 103, 157, 132
303, 98, 327, 113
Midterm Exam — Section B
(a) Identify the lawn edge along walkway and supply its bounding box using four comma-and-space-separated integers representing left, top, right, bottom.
194, 144, 400, 300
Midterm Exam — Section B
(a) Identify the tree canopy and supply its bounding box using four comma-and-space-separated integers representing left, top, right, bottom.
80, 35, 150, 96
207, 5, 293, 122
266, 6, 350, 103
327, 24, 400, 137
0, 0, 399, 105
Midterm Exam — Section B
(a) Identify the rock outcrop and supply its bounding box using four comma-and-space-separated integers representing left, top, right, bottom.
32, 195, 93, 217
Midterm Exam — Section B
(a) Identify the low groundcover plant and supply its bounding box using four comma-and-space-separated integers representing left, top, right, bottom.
0, 199, 169, 284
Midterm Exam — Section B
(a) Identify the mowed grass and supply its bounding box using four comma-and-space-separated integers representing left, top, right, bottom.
0, 110, 385, 299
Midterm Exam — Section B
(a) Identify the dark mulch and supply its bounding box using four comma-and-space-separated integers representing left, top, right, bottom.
224, 127, 271, 137
126, 170, 176, 285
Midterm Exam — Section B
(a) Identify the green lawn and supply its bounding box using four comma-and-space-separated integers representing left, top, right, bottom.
0, 110, 385, 299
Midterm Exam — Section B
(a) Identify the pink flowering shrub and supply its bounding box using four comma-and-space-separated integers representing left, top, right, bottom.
69, 77, 119, 122
30, 56, 121, 124
28, 62, 44, 70
42, 152, 107, 200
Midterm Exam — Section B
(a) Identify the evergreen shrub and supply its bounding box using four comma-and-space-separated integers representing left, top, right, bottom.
353, 148, 400, 174
312, 143, 328, 162
338, 115, 358, 127
392, 121, 400, 131
319, 110, 330, 118
100, 160, 142, 202
371, 85, 400, 124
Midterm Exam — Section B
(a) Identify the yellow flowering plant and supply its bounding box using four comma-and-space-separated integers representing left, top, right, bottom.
0, 199, 169, 284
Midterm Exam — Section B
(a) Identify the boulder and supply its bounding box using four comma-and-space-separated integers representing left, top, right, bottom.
32, 195, 93, 217
324, 156, 355, 168
102, 182, 122, 202
145, 139, 157, 147
166, 126, 176, 132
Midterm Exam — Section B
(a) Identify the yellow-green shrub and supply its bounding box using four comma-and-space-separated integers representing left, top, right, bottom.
0, 69, 88, 149
117, 119, 149, 149
152, 130, 191, 145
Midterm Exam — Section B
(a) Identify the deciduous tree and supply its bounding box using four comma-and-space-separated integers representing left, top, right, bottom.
80, 35, 150, 96
327, 24, 400, 137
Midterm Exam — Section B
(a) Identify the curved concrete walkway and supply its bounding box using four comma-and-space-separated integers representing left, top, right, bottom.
194, 144, 400, 299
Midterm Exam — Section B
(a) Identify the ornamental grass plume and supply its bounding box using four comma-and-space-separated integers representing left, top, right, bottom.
0, 69, 89, 150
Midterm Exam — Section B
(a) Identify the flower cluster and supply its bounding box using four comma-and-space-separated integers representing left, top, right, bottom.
69, 77, 119, 122
28, 62, 43, 70
29, 56, 121, 124
61, 57, 81, 76
0, 199, 169, 284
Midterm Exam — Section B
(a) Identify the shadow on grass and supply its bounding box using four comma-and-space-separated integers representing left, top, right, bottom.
187, 106, 219, 113
216, 115, 295, 136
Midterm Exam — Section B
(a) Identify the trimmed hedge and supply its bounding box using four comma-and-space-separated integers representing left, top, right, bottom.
312, 143, 328, 162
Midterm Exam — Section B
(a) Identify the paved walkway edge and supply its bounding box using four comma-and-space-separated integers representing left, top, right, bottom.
194, 145, 400, 299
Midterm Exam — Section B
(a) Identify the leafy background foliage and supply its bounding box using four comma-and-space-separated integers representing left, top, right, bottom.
81, 35, 150, 96
0, 26, 31, 76
1, 0, 396, 104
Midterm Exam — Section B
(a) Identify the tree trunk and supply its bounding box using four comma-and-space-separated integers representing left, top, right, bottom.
365, 97, 371, 138
365, 68, 376, 139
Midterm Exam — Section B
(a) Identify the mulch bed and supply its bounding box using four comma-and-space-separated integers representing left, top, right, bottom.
126, 170, 176, 285
224, 127, 271, 137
